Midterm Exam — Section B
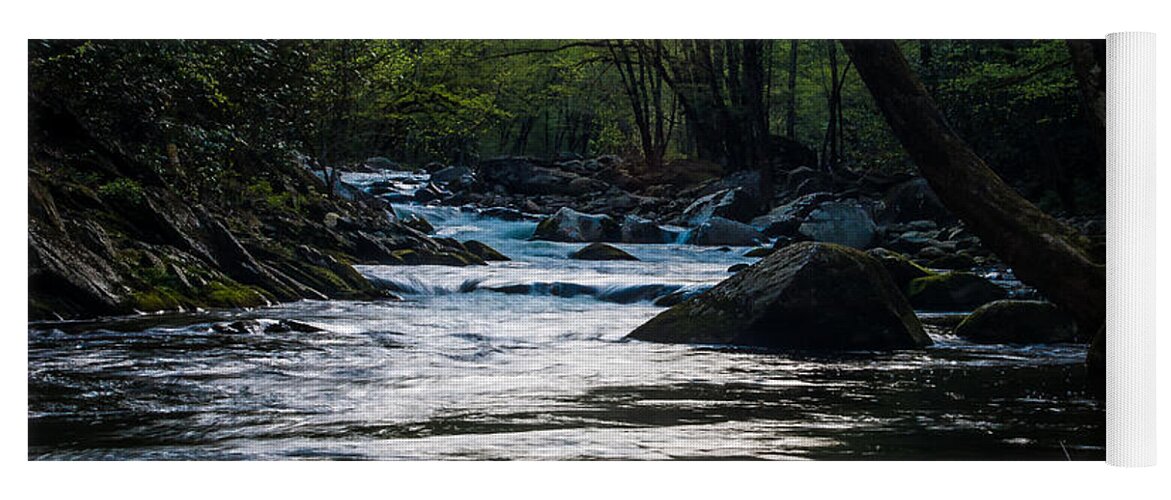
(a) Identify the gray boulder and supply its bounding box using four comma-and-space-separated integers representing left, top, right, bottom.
627, 242, 931, 350
881, 178, 950, 223
681, 187, 760, 225
798, 201, 878, 248
751, 192, 835, 237
620, 215, 672, 244
532, 207, 620, 243
431, 166, 475, 188
686, 217, 765, 246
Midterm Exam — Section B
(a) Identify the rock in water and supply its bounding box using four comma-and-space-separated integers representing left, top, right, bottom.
400, 213, 434, 234
533, 207, 620, 242
907, 272, 1007, 310
463, 240, 510, 261
954, 300, 1078, 343
620, 215, 671, 244
430, 166, 476, 188
627, 242, 931, 350
798, 201, 877, 248
866, 247, 934, 292
681, 188, 759, 225
686, 217, 765, 246
569, 242, 639, 261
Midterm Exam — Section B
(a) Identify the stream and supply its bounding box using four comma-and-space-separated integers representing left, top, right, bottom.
27, 170, 1105, 460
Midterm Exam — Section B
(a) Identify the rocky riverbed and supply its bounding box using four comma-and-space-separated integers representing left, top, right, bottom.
28, 163, 1105, 460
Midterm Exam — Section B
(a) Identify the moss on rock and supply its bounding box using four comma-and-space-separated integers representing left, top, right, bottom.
907, 272, 1006, 311
867, 247, 935, 293
627, 242, 930, 351
954, 300, 1078, 343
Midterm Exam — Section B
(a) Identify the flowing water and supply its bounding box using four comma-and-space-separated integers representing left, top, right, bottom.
27, 171, 1105, 460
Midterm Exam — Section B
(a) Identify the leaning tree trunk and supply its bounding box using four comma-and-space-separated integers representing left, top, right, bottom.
840, 40, 1106, 379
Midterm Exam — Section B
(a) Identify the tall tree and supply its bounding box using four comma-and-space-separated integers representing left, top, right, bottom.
785, 40, 799, 139
651, 40, 770, 172
607, 40, 675, 168
820, 41, 851, 171
840, 40, 1105, 377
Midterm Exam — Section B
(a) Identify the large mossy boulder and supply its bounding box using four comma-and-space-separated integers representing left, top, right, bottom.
532, 207, 620, 242
907, 272, 1007, 310
954, 300, 1078, 344
569, 242, 639, 261
626, 242, 931, 350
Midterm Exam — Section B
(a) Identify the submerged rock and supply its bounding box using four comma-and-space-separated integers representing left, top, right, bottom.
954, 300, 1078, 344
627, 242, 931, 350
686, 217, 765, 246
212, 319, 324, 335
263, 319, 326, 334
907, 272, 1007, 310
569, 242, 639, 261
463, 240, 510, 261
533, 207, 620, 243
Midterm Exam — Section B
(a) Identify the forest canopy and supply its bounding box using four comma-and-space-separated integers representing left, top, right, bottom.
28, 39, 1103, 214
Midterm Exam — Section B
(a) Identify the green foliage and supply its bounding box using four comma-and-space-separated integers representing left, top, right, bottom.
97, 178, 146, 207
244, 179, 299, 213
30, 39, 1101, 214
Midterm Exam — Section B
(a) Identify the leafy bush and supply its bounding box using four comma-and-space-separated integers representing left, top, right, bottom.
97, 178, 146, 207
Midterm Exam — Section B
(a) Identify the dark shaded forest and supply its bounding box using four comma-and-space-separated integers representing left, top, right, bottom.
30, 40, 1104, 214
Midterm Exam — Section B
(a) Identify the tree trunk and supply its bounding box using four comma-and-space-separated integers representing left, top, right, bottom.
1067, 39, 1108, 172
786, 40, 799, 139
840, 40, 1105, 378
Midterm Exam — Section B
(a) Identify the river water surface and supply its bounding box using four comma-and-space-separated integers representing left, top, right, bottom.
27, 171, 1105, 460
